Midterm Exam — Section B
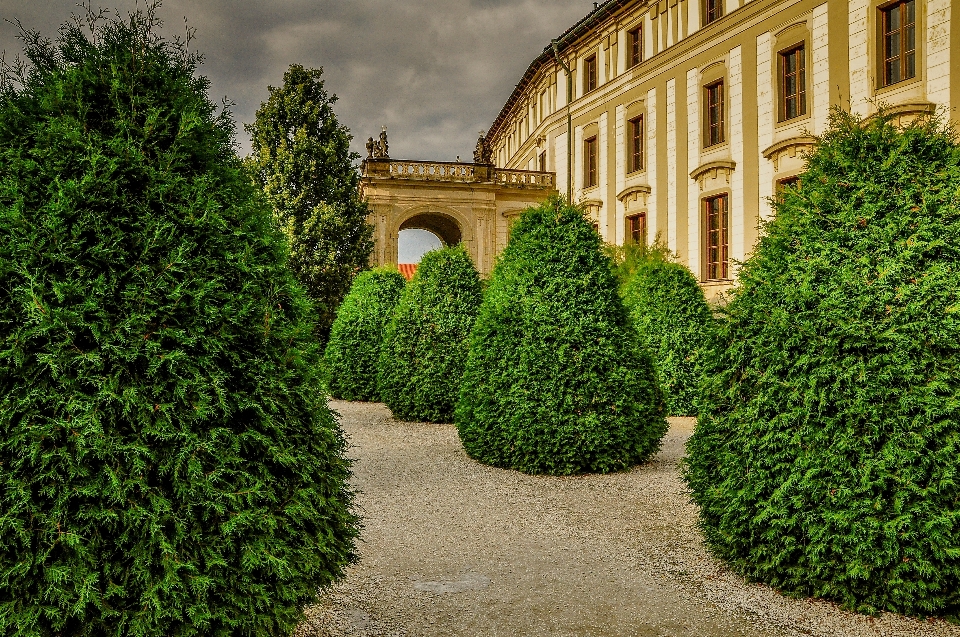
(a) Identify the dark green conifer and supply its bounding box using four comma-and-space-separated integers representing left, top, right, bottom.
684, 110, 960, 616
324, 267, 406, 401
622, 259, 714, 416
377, 246, 482, 423
0, 7, 357, 636
456, 197, 667, 475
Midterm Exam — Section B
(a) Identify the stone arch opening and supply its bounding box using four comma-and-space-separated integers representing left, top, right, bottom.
399, 212, 463, 247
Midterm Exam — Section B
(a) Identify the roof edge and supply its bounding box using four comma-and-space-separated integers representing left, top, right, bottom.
485, 0, 638, 148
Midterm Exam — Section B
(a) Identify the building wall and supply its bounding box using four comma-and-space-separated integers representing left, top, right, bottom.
488, 0, 953, 299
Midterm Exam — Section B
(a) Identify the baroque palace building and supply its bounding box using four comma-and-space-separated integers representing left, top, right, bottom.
484, 0, 956, 297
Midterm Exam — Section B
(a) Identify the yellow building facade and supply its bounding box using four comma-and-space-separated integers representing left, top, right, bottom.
486, 0, 956, 298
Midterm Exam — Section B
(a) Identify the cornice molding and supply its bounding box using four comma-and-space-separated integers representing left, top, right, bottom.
689, 160, 736, 182
761, 135, 815, 160
616, 184, 652, 201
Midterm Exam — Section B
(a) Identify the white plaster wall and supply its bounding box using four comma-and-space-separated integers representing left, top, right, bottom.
555, 132, 568, 198
557, 69, 568, 108
812, 3, 830, 134
688, 0, 700, 34
647, 87, 658, 241
848, 0, 871, 117
729, 45, 746, 271
615, 104, 627, 245
666, 78, 678, 251
687, 67, 702, 276
757, 32, 775, 221
645, 12, 656, 60
598, 44, 607, 88
666, 5, 675, 48
599, 111, 610, 239
616, 29, 627, 76
927, 0, 952, 111
574, 124, 584, 199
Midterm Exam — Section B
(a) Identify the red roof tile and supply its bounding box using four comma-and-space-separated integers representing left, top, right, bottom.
397, 263, 418, 281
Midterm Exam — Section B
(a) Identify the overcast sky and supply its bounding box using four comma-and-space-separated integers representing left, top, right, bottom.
0, 0, 593, 162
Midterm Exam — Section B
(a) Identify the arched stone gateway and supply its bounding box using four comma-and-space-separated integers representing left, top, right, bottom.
399, 210, 464, 248
360, 150, 556, 276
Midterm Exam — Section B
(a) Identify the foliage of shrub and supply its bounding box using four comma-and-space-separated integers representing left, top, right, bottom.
378, 246, 482, 422
325, 267, 406, 401
622, 259, 714, 416
456, 197, 668, 475
684, 110, 960, 616
0, 8, 357, 636
603, 234, 674, 291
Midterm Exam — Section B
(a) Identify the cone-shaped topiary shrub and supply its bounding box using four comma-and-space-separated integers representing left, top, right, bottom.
324, 267, 406, 401
0, 8, 357, 636
456, 197, 668, 475
684, 109, 960, 616
377, 245, 482, 422
622, 258, 715, 416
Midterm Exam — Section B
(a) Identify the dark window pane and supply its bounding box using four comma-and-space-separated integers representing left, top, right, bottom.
885, 33, 900, 57
887, 6, 900, 31
905, 51, 916, 79
905, 0, 915, 24
886, 59, 900, 84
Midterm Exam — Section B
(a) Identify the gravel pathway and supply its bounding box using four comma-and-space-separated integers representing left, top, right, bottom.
296, 401, 960, 637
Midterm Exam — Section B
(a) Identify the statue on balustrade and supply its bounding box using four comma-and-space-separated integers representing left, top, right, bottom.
474, 131, 492, 165
366, 127, 390, 160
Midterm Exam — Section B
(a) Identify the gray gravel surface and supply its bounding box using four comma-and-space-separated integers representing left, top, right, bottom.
295, 401, 960, 637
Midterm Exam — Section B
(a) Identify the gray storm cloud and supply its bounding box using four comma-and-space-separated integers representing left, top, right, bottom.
0, 0, 591, 161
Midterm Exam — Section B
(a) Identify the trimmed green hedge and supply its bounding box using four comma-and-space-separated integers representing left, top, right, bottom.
622, 259, 714, 416
456, 197, 668, 475
378, 246, 482, 422
325, 267, 406, 401
0, 11, 357, 637
684, 110, 960, 616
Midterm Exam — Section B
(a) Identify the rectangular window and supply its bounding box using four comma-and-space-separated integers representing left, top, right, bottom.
776, 176, 800, 193
776, 176, 801, 202
704, 194, 729, 280
627, 213, 647, 244
538, 151, 547, 172
585, 136, 598, 188
628, 116, 644, 173
585, 55, 598, 93
628, 27, 642, 68
780, 45, 806, 121
881, 0, 917, 87
704, 81, 725, 147
704, 0, 723, 25
540, 89, 549, 121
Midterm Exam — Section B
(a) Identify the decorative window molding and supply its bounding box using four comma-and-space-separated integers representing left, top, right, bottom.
703, 0, 723, 26
762, 136, 815, 172
703, 193, 730, 281
628, 115, 644, 173
584, 136, 599, 188
778, 44, 807, 121
704, 80, 725, 147
879, 0, 917, 88
626, 212, 647, 244
690, 160, 736, 190
617, 184, 652, 210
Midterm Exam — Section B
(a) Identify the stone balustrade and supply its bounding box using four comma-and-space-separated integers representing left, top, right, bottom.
388, 160, 476, 182
492, 168, 556, 189
363, 159, 554, 190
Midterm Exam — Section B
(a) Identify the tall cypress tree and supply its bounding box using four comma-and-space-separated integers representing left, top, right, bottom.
246, 64, 373, 342
0, 6, 357, 636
